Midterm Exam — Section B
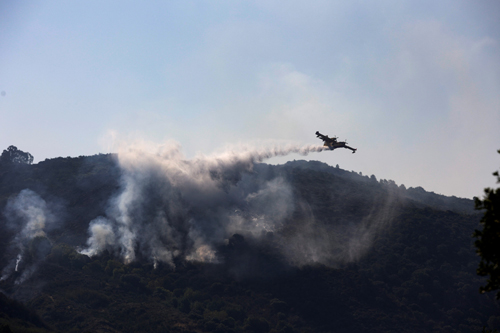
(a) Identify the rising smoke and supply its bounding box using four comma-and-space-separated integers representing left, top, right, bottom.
80, 142, 320, 266
1, 189, 55, 284
80, 141, 396, 269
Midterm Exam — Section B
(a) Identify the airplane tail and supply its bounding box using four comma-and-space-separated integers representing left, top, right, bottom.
345, 146, 356, 153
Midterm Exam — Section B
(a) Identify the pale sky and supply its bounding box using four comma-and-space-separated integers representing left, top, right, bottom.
1, 1, 499, 198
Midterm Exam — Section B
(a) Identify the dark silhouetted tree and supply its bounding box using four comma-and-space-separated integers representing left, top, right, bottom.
0, 146, 33, 165
474, 149, 500, 298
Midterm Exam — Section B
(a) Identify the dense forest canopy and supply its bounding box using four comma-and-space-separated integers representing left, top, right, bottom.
0, 149, 496, 332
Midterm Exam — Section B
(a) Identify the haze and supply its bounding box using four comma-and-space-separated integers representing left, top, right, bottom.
1, 1, 499, 198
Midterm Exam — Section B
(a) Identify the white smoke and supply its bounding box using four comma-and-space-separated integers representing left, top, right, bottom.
15, 254, 22, 272
80, 140, 396, 269
80, 141, 325, 266
79, 217, 116, 257
1, 189, 55, 284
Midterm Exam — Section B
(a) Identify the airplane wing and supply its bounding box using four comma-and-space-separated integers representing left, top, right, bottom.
315, 131, 329, 141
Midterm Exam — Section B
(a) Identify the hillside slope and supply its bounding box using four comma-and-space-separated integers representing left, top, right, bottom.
0, 155, 496, 332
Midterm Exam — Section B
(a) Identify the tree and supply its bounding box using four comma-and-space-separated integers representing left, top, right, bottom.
474, 149, 500, 298
0, 146, 33, 165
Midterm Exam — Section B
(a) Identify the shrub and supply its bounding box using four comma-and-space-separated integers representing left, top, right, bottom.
105, 259, 123, 275
173, 288, 184, 298
179, 298, 191, 313
48, 243, 89, 268
113, 268, 125, 280
270, 299, 288, 313
153, 287, 172, 300
171, 298, 179, 308
210, 282, 224, 294
244, 316, 269, 333
191, 301, 205, 315
82, 260, 104, 273
120, 274, 144, 291
67, 289, 110, 309
204, 310, 228, 323
207, 298, 225, 311
204, 320, 217, 332
225, 306, 245, 321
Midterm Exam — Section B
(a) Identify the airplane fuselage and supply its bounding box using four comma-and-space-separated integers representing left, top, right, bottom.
316, 131, 357, 153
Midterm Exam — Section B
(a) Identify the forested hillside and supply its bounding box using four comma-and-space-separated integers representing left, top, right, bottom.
0, 153, 497, 332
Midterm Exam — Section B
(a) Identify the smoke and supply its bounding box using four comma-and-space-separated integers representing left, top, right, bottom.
15, 254, 22, 272
80, 141, 326, 266
79, 217, 116, 257
1, 189, 55, 284
80, 140, 396, 269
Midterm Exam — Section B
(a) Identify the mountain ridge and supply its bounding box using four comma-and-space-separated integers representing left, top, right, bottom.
0, 153, 495, 332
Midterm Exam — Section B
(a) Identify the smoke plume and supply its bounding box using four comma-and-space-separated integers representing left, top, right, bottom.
79, 142, 326, 266
1, 189, 55, 284
80, 140, 395, 269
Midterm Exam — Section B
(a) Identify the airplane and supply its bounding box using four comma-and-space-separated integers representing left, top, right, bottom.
316, 131, 357, 153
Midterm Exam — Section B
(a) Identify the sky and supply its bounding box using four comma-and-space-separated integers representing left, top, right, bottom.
0, 0, 499, 199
